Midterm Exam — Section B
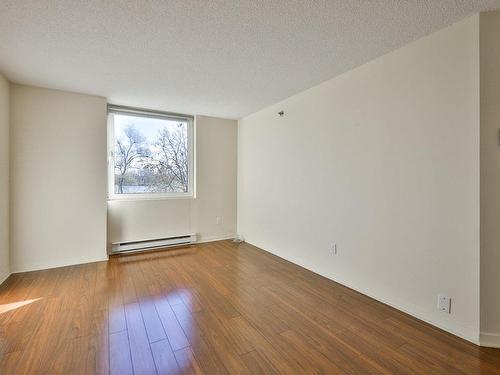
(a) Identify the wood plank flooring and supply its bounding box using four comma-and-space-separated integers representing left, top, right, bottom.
1, 240, 500, 374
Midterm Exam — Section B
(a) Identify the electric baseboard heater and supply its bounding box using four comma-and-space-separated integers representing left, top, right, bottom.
111, 234, 197, 254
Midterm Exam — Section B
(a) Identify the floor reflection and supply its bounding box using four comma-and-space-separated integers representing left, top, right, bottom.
108, 288, 194, 374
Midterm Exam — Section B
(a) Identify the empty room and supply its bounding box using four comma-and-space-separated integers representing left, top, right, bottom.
2, 1, 500, 374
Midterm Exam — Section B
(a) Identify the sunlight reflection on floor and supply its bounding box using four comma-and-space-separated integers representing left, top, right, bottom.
0, 298, 41, 314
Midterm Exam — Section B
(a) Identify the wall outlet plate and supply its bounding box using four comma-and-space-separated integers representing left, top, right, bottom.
438, 295, 451, 314
330, 243, 337, 255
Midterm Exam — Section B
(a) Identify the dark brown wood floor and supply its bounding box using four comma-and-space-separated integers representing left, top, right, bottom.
1, 240, 500, 374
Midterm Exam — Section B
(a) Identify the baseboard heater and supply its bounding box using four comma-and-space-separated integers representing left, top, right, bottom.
111, 234, 197, 254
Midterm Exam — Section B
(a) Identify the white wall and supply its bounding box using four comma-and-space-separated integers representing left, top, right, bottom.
238, 16, 480, 342
480, 11, 500, 347
10, 85, 108, 272
0, 74, 9, 283
108, 115, 237, 245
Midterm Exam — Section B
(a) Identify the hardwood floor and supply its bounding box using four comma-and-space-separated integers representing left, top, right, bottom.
1, 240, 500, 374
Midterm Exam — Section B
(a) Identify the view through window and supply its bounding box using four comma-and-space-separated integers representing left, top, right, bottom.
108, 108, 193, 198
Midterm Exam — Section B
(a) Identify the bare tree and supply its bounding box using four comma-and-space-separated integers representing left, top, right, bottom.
114, 125, 150, 193
148, 123, 189, 192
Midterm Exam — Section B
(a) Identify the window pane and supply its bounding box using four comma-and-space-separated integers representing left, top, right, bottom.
113, 114, 189, 194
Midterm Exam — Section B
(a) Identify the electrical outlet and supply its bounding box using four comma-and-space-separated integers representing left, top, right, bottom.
215, 216, 222, 225
329, 243, 337, 255
438, 295, 451, 314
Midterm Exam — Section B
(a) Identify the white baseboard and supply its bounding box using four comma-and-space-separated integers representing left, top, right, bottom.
0, 271, 10, 286
197, 234, 236, 244
12, 254, 109, 273
341, 282, 480, 345
244, 239, 480, 345
480, 332, 500, 348
10, 235, 236, 273
10, 234, 237, 273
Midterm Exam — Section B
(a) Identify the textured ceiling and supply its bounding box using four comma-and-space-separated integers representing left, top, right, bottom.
1, 1, 499, 119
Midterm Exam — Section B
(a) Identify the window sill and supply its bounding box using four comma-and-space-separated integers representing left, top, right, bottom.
107, 194, 196, 202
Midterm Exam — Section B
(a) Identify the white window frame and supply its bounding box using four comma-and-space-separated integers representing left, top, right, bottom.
107, 104, 195, 201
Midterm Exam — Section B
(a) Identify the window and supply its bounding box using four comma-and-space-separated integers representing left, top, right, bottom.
107, 105, 194, 199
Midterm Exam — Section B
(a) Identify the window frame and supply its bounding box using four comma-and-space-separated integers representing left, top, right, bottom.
107, 104, 195, 201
